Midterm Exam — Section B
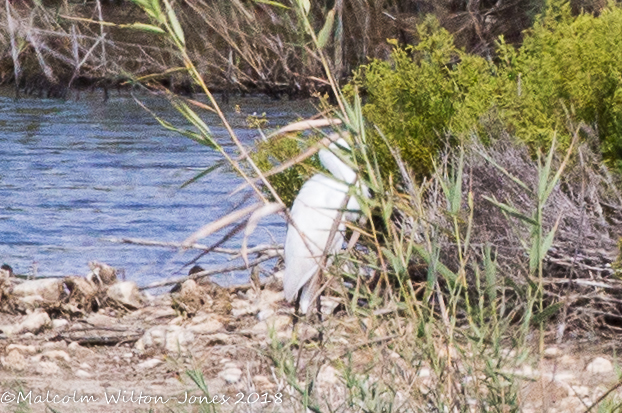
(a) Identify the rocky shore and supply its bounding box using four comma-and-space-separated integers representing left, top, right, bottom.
0, 263, 620, 412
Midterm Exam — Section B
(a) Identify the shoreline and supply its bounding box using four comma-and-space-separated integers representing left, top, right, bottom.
0, 263, 620, 412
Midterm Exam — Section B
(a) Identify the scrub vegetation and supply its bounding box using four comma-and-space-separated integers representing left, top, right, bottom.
4, 0, 622, 411
119, 0, 622, 410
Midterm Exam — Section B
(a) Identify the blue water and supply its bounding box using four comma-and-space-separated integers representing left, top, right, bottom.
0, 90, 312, 286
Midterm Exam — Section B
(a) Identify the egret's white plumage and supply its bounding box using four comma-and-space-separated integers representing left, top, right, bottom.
283, 139, 367, 314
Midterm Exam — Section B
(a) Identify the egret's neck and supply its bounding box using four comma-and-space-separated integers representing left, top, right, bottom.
318, 148, 357, 184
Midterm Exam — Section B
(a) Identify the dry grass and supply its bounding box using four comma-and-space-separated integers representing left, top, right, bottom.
0, 0, 612, 97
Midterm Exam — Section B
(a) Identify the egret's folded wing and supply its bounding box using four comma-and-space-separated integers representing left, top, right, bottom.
283, 175, 348, 303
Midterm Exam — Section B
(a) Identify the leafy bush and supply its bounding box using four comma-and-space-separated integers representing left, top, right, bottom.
355, 16, 501, 179
251, 135, 320, 207
501, 1, 622, 165
255, 1, 622, 198
359, 1, 622, 179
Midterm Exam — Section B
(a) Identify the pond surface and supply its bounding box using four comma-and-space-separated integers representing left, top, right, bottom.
0, 89, 313, 287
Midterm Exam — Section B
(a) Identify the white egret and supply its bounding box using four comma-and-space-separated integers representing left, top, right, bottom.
283, 138, 368, 314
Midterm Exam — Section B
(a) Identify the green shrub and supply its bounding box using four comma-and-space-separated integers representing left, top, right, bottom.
502, 0, 622, 165
357, 16, 501, 179
254, 1, 622, 200
251, 135, 320, 207
359, 1, 622, 179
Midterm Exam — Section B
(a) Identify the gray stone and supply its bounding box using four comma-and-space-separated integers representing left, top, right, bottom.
252, 315, 291, 334
544, 346, 562, 359
1, 350, 27, 371
136, 358, 163, 370
18, 311, 52, 334
52, 319, 69, 329
13, 279, 63, 302
587, 357, 613, 374
187, 318, 223, 335
106, 281, 145, 310
32, 350, 71, 363
165, 326, 194, 353
6, 344, 37, 355
220, 367, 243, 384
139, 325, 194, 353
75, 369, 93, 378
36, 361, 61, 375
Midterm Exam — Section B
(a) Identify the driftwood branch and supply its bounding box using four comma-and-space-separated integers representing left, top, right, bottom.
139, 251, 280, 290
57, 327, 144, 346
104, 237, 282, 256
542, 278, 622, 291
59, 334, 143, 346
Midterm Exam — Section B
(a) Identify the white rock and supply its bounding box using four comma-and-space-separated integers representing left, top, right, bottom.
18, 311, 52, 334
316, 365, 339, 386
52, 319, 69, 329
139, 325, 194, 353
1, 350, 27, 371
552, 372, 575, 382
13, 279, 63, 301
165, 326, 194, 353
204, 333, 232, 346
252, 315, 291, 334
16, 295, 46, 310
134, 338, 145, 352
256, 309, 275, 321
36, 361, 60, 375
298, 324, 319, 341
571, 385, 591, 398
86, 313, 117, 326
187, 319, 223, 335
122, 352, 133, 359
220, 367, 243, 384
88, 261, 117, 286
231, 299, 258, 317
168, 316, 184, 325
544, 347, 562, 359
33, 350, 71, 363
141, 326, 167, 349
106, 281, 145, 309
6, 344, 37, 355
75, 369, 92, 378
258, 290, 284, 307
42, 341, 67, 350
0, 267, 12, 279
80, 363, 92, 370
67, 342, 94, 358
137, 358, 163, 370
587, 357, 613, 374
320, 296, 340, 315
143, 307, 177, 322
558, 396, 585, 411
418, 368, 431, 378
560, 354, 577, 366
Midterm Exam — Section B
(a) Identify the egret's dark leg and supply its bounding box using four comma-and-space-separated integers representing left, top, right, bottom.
316, 295, 324, 343
293, 293, 301, 328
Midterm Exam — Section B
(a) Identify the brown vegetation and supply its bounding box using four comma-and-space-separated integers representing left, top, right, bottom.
0, 0, 612, 97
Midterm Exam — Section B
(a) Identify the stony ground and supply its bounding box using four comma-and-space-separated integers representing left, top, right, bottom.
0, 271, 620, 412
0, 280, 296, 413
